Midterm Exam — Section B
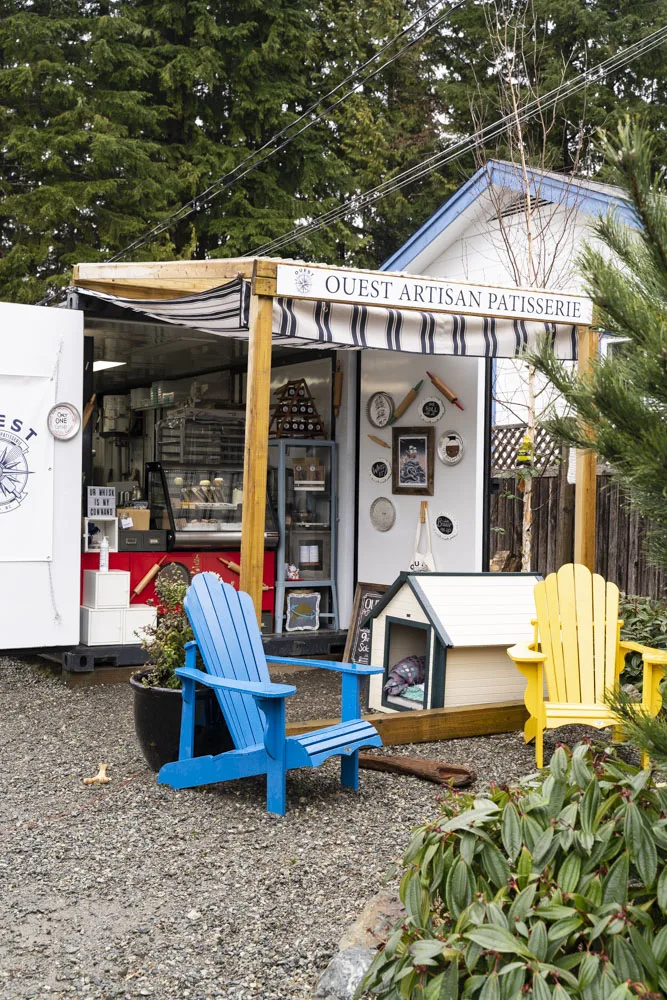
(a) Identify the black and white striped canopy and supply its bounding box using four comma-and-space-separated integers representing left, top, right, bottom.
74, 276, 578, 359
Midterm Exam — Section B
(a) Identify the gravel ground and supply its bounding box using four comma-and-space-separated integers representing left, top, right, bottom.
1, 655, 603, 1000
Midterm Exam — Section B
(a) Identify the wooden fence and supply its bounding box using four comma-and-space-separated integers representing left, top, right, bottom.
489, 470, 666, 598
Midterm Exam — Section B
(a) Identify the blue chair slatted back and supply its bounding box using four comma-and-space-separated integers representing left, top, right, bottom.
184, 574, 270, 749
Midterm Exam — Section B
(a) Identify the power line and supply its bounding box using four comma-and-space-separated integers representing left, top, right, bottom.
107, 0, 467, 263
251, 26, 667, 254
249, 24, 667, 257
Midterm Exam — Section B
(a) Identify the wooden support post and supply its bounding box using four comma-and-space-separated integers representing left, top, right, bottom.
556, 444, 575, 568
240, 281, 274, 623
574, 325, 598, 571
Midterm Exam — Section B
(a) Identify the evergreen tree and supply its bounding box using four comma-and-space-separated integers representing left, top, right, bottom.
532, 119, 667, 569
2, 0, 666, 300
437, 0, 667, 174
0, 0, 452, 299
0, 0, 182, 301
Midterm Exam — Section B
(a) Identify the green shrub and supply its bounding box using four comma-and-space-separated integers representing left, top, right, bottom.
620, 594, 667, 687
362, 745, 667, 1000
140, 575, 193, 689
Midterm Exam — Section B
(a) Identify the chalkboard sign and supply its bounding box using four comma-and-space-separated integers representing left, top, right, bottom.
343, 582, 389, 665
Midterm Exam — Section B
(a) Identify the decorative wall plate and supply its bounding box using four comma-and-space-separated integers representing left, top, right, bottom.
47, 402, 81, 441
369, 457, 391, 484
367, 391, 394, 428
437, 430, 464, 465
419, 397, 445, 424
370, 496, 396, 532
434, 512, 458, 540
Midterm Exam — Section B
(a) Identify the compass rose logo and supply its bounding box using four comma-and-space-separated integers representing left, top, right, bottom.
0, 430, 32, 513
293, 267, 314, 294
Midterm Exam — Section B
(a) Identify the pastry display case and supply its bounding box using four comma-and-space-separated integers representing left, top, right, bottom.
146, 408, 278, 550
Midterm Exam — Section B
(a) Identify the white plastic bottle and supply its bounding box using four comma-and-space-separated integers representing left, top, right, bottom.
99, 536, 110, 573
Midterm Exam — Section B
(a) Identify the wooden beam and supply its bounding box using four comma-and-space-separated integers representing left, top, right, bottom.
73, 260, 270, 300
574, 325, 598, 571
73, 278, 226, 300
286, 700, 528, 746
239, 280, 274, 622
74, 259, 256, 282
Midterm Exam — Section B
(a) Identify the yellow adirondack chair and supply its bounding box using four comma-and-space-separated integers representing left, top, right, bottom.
507, 563, 667, 768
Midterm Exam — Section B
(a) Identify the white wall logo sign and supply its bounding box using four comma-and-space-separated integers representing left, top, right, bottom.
0, 375, 55, 563
276, 263, 593, 325
0, 424, 34, 513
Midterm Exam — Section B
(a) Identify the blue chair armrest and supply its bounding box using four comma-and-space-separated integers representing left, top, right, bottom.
265, 655, 383, 676
175, 666, 296, 698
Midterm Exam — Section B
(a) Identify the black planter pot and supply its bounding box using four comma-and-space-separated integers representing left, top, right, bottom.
130, 670, 234, 772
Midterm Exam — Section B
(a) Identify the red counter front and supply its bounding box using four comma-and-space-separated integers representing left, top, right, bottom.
80, 550, 275, 613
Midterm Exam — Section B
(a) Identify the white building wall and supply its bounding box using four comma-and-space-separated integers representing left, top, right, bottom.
358, 350, 486, 585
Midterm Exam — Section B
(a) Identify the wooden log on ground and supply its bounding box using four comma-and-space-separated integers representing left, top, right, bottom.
358, 753, 474, 787
286, 700, 528, 746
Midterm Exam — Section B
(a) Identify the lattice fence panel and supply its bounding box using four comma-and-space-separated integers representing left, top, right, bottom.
491, 423, 559, 474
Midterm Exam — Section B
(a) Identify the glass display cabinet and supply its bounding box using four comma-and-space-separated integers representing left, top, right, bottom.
146, 462, 278, 550
268, 439, 339, 633
146, 408, 278, 550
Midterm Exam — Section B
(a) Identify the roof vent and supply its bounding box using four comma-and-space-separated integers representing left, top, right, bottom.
493, 196, 553, 220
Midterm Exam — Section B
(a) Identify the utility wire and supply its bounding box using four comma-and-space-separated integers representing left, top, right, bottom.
249, 24, 667, 257
107, 0, 467, 263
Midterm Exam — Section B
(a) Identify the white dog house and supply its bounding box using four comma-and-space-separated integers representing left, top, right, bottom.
366, 572, 540, 713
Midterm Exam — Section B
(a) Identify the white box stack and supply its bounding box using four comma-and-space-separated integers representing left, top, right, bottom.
123, 605, 157, 644
80, 606, 124, 646
83, 570, 130, 608
80, 570, 156, 647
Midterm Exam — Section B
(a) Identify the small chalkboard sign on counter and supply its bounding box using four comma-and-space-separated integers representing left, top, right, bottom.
343, 582, 389, 665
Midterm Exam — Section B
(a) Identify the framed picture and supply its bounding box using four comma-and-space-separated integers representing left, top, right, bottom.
392, 427, 434, 496
285, 591, 321, 632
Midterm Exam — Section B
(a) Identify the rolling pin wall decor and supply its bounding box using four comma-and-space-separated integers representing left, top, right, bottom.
132, 555, 168, 598
387, 380, 423, 424
426, 370, 464, 410
332, 361, 343, 417
368, 434, 391, 450
218, 557, 273, 591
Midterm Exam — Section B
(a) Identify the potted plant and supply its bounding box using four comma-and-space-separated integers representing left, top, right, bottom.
130, 572, 233, 771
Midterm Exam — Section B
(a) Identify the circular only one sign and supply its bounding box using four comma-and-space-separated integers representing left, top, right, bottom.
47, 402, 81, 441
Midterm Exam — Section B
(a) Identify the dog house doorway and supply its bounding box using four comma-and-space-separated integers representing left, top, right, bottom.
382, 617, 445, 712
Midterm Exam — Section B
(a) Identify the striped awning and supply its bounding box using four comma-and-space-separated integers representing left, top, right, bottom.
74, 277, 577, 359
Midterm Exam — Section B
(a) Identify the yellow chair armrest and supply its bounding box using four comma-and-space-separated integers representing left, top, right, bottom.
619, 640, 667, 664
507, 644, 547, 664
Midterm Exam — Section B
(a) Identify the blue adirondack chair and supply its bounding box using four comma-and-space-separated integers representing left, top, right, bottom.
157, 573, 383, 815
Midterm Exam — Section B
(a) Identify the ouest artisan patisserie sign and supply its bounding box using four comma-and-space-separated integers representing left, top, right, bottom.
275, 262, 593, 326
